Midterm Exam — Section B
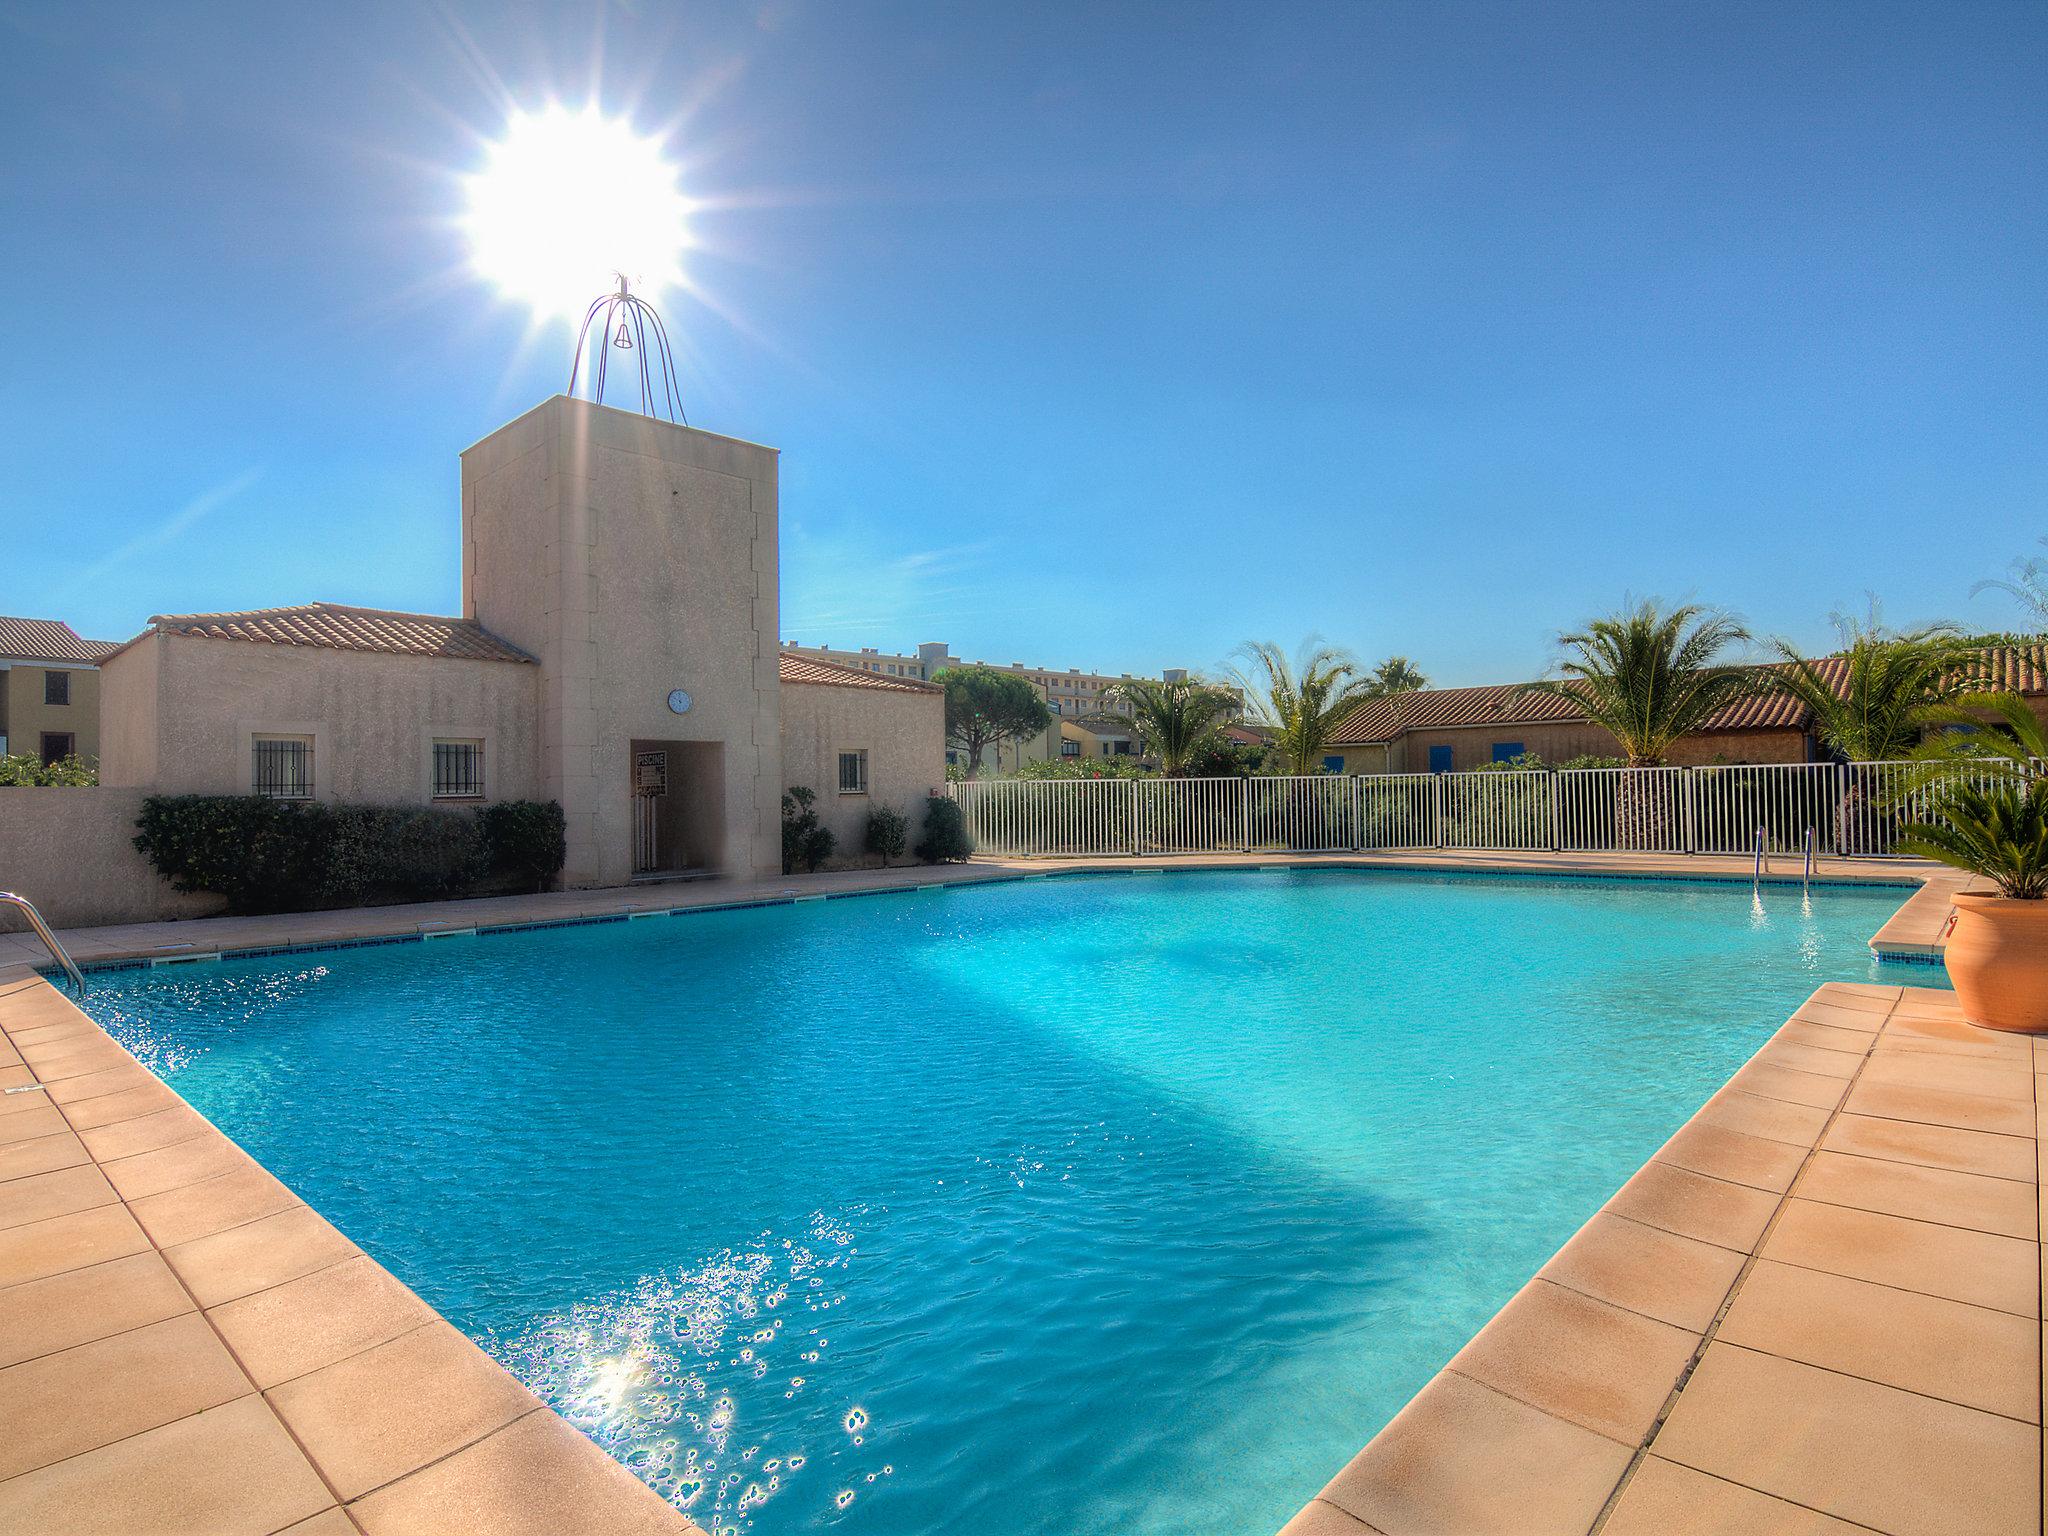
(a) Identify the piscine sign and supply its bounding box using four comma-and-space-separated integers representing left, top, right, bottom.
667, 688, 693, 715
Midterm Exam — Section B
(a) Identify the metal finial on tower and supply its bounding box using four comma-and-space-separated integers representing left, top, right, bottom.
567, 274, 688, 424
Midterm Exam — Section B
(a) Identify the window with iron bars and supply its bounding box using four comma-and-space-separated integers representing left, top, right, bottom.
432, 739, 486, 799
252, 736, 313, 800
837, 749, 868, 794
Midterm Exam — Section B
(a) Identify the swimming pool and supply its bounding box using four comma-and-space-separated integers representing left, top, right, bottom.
83, 870, 1923, 1536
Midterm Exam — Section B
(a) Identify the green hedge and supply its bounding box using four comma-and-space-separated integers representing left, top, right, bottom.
133, 796, 566, 914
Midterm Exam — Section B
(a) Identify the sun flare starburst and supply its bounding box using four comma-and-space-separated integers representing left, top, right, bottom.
463, 105, 691, 323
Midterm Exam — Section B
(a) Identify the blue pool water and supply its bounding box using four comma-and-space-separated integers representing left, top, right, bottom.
83, 871, 1924, 1536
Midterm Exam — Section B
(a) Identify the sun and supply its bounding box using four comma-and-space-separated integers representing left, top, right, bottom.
463, 105, 692, 324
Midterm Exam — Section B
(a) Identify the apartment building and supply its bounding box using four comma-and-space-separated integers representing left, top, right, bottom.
0, 617, 118, 765
778, 642, 1241, 768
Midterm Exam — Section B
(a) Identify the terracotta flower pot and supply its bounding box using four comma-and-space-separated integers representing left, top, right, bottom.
1944, 893, 2048, 1034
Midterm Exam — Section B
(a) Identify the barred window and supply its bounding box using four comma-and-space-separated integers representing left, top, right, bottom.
252, 736, 313, 800
433, 739, 485, 799
837, 750, 868, 794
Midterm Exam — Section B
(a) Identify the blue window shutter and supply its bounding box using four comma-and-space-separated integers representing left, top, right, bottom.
1428, 745, 1454, 773
1491, 742, 1525, 763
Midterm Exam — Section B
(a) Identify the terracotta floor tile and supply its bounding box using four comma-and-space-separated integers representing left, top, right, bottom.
1694, 1089, 1831, 1148
1761, 1198, 2039, 1316
24, 1044, 135, 1082
1314, 1369, 1633, 1536
1654, 1121, 1806, 1193
0, 1162, 117, 1232
0, 1393, 331, 1536
74, 1101, 211, 1161
1727, 1061, 1847, 1111
1446, 1277, 1699, 1444
0, 1202, 151, 1289
101, 1131, 253, 1202
1716, 1258, 2038, 1422
41, 1063, 157, 1106
1813, 983, 1900, 1009
0, 1313, 253, 1480
348, 1404, 800, 1535
209, 1253, 435, 1389
1276, 1498, 1380, 1534
1603, 1456, 1873, 1536
276, 1511, 369, 1536
1860, 1053, 2037, 1104
268, 1320, 541, 1500
1795, 1149, 2038, 1239
1752, 1041, 1862, 1080
1773, 1020, 1876, 1056
1540, 1212, 1746, 1332
1605, 1161, 1781, 1253
0, 1094, 69, 1144
0, 1131, 88, 1184
58, 1079, 182, 1131
163, 1204, 360, 1309
1819, 1112, 2037, 1182
1877, 1032, 2032, 1064
0, 1249, 194, 1369
1886, 1016, 2010, 1049
127, 1163, 300, 1248
1843, 1078, 2037, 1137
1652, 1343, 2039, 1536
1794, 1001, 1896, 1030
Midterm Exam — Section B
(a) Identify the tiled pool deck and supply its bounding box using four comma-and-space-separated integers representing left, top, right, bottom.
0, 852, 2014, 1535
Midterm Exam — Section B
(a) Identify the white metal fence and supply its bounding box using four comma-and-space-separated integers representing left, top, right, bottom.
948, 761, 2002, 860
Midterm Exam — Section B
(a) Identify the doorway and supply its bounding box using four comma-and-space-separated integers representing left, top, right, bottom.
628, 739, 726, 878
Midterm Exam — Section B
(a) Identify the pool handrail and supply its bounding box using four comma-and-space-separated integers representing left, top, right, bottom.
0, 891, 86, 994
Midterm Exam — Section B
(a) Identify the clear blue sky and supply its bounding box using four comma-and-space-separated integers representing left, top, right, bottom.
2, 1, 2042, 685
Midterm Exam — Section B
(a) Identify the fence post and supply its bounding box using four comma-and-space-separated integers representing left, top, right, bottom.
1432, 773, 1446, 848
1352, 774, 1363, 852
1129, 779, 1140, 857
1681, 768, 1697, 855
1547, 772, 1560, 851
1240, 777, 1252, 854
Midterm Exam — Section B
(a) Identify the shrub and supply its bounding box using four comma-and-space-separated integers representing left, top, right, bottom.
864, 804, 908, 867
323, 807, 488, 904
133, 795, 566, 914
478, 800, 567, 891
0, 752, 98, 787
134, 796, 334, 913
915, 794, 973, 862
781, 786, 836, 873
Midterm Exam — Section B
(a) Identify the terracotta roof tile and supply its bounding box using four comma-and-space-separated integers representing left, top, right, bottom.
1329, 644, 2048, 746
136, 603, 534, 664
778, 653, 940, 693
0, 616, 119, 664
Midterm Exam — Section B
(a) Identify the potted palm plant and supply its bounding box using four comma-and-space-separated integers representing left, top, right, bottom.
1897, 693, 2048, 1032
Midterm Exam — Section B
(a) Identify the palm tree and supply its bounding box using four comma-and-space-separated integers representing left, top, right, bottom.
1231, 640, 1377, 775
1105, 676, 1236, 776
1770, 610, 1983, 762
1519, 601, 1764, 848
1973, 537, 2048, 636
1769, 610, 1986, 854
1365, 656, 1430, 697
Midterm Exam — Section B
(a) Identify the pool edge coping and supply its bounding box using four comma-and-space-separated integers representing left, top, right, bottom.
0, 850, 1968, 987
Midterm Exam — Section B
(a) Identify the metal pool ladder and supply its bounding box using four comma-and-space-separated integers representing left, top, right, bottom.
0, 892, 86, 994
